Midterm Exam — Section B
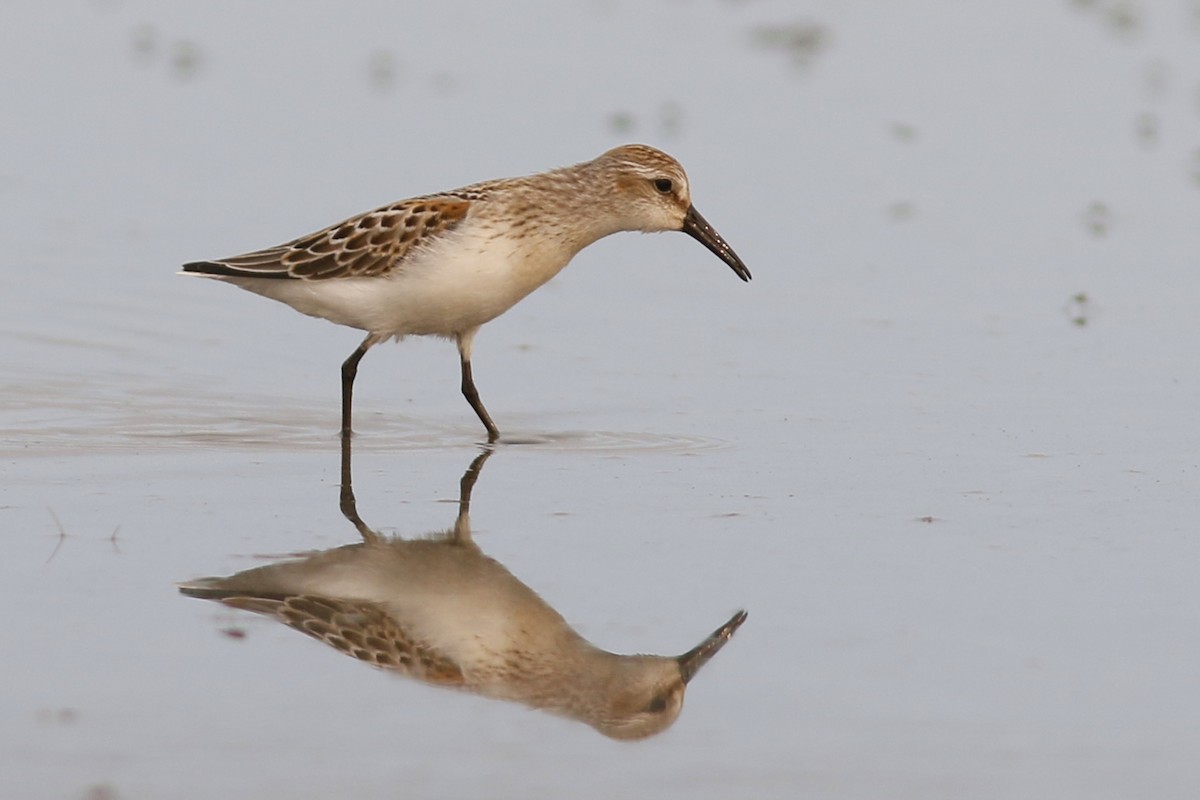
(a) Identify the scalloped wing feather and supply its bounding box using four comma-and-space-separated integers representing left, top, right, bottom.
187, 196, 472, 281
218, 593, 467, 685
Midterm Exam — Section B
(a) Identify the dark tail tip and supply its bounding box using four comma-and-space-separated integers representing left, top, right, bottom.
181, 260, 231, 276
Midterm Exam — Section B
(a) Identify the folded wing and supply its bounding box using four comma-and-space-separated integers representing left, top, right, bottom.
182, 197, 472, 281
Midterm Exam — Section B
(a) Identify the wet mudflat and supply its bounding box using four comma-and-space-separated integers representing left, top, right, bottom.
3, 2, 1200, 798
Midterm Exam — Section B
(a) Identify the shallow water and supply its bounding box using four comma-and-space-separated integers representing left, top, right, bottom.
4, 2, 1200, 798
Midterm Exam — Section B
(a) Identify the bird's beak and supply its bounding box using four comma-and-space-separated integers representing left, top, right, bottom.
677, 609, 748, 685
682, 206, 751, 282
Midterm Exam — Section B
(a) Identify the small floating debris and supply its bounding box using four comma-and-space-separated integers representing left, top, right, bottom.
1082, 202, 1112, 237
750, 20, 829, 69
1064, 292, 1092, 327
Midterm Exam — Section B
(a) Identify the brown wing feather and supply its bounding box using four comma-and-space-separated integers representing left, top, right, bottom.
218, 593, 466, 685
186, 197, 471, 281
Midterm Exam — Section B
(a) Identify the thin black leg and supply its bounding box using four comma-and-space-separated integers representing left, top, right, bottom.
460, 356, 499, 443
340, 339, 372, 438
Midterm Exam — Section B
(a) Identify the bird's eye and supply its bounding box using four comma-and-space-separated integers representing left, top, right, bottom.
653, 178, 673, 194
644, 695, 669, 713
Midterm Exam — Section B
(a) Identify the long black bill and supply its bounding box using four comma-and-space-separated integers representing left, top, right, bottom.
677, 609, 749, 685
682, 206, 751, 282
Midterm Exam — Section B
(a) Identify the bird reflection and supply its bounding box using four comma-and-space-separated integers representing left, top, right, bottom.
180, 441, 746, 740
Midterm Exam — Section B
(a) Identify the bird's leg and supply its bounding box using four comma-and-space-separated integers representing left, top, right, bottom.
461, 359, 500, 442
457, 330, 499, 442
340, 336, 374, 438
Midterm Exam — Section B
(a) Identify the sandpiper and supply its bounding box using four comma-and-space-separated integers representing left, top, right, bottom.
180, 450, 747, 739
181, 144, 750, 441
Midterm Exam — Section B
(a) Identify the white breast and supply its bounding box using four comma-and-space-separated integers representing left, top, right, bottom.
219, 222, 578, 339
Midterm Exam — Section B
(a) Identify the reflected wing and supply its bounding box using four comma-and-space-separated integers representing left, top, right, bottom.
182, 196, 471, 281
190, 590, 466, 685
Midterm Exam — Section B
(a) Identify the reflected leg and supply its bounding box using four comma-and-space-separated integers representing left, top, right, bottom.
339, 429, 381, 543
451, 448, 494, 543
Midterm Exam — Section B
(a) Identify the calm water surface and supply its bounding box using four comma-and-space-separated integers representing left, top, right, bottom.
3, 2, 1200, 798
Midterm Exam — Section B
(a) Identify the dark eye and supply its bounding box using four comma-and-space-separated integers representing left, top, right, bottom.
653, 178, 673, 194
644, 695, 668, 713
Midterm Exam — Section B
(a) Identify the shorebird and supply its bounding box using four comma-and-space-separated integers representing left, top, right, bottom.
181, 144, 750, 441
180, 449, 747, 739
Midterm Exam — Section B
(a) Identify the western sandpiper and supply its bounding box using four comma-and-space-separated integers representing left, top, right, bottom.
180, 449, 747, 739
182, 144, 750, 441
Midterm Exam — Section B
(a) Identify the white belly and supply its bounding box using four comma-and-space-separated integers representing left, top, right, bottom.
216, 227, 576, 339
